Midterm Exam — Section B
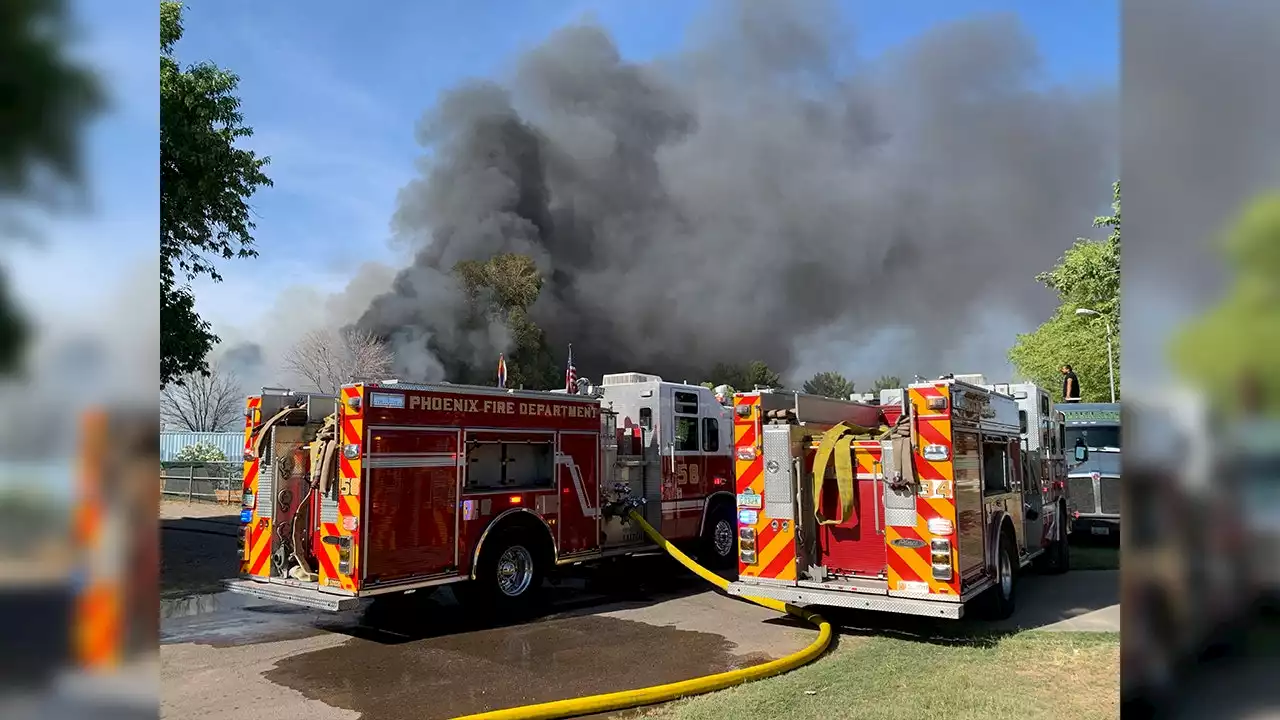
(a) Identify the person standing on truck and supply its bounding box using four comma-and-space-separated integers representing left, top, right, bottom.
1061, 365, 1082, 403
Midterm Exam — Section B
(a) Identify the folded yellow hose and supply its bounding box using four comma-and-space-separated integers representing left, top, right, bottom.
450, 509, 832, 720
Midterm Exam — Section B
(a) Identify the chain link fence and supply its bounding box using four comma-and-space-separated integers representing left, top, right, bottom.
160, 461, 240, 504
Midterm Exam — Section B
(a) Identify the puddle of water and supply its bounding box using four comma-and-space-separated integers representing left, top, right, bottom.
160, 591, 253, 620
160, 590, 339, 647
265, 614, 773, 720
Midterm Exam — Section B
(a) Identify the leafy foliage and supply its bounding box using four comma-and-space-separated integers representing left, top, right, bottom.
160, 1, 272, 385
707, 361, 781, 391
0, 0, 105, 207
0, 0, 104, 374
174, 441, 230, 463
1170, 192, 1280, 414
453, 254, 558, 389
1009, 181, 1120, 402
802, 371, 855, 399
871, 375, 903, 393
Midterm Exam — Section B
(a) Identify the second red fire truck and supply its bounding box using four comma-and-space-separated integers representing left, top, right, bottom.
229, 372, 737, 611
726, 376, 1072, 619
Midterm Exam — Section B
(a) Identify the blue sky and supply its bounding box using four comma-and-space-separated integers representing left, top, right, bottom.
8, 0, 1117, 378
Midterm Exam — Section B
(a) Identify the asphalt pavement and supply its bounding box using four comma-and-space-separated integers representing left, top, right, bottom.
159, 559, 1119, 720
157, 500, 1121, 719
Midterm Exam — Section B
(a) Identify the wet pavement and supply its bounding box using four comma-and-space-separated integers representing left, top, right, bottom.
266, 613, 775, 720
161, 565, 1119, 719
161, 509, 241, 599
159, 519, 1120, 720
160, 556, 813, 719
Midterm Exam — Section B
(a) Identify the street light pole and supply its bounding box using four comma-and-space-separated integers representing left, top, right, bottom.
1075, 307, 1116, 403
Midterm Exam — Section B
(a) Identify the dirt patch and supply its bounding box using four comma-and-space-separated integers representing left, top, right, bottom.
161, 498, 240, 519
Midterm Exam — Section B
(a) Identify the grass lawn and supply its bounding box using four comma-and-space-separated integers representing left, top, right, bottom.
640, 630, 1120, 720
637, 540, 1120, 720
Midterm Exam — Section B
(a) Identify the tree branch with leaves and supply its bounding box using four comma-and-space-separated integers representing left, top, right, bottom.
1170, 192, 1280, 414
160, 0, 272, 385
0, 0, 104, 374
802, 371, 855, 399
452, 254, 558, 389
707, 361, 781, 391
871, 375, 903, 393
1009, 181, 1121, 402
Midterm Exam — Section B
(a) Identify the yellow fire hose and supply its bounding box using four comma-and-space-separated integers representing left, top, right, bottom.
450, 509, 833, 720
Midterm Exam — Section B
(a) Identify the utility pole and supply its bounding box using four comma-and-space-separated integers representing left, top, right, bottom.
1075, 308, 1116, 403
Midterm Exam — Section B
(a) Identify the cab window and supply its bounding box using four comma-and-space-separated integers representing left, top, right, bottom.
674, 391, 699, 414
675, 416, 699, 452
639, 407, 652, 430
702, 418, 719, 452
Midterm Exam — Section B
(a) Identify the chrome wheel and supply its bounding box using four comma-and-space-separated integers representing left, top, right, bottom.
713, 519, 735, 558
999, 546, 1013, 599
496, 545, 534, 597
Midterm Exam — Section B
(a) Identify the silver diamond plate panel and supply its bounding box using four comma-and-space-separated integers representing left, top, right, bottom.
726, 580, 964, 619
880, 440, 918, 527
761, 425, 795, 522
256, 431, 274, 520
320, 492, 340, 525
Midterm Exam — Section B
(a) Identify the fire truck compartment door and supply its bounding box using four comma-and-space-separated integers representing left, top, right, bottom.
362, 430, 460, 585
1021, 442, 1046, 548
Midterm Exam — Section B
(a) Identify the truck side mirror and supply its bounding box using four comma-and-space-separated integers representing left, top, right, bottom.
1018, 410, 1028, 434
1074, 445, 1088, 462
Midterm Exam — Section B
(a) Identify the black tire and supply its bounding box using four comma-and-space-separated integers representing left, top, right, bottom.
700, 501, 738, 572
473, 527, 548, 615
981, 528, 1018, 620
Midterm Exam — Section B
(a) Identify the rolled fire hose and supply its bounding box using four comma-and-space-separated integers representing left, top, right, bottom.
250, 403, 305, 460
811, 416, 916, 526
449, 510, 833, 720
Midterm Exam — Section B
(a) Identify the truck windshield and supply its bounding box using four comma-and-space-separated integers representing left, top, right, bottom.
1066, 426, 1120, 450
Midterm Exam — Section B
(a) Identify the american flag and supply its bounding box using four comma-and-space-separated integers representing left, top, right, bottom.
565, 344, 576, 393
497, 353, 507, 389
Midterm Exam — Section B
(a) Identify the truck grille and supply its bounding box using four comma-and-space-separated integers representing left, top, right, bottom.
1068, 476, 1097, 514
1099, 476, 1121, 515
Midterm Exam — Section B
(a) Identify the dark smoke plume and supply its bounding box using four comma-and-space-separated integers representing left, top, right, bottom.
356, 0, 1116, 384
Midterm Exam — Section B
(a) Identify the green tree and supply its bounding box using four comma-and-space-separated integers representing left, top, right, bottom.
1009, 181, 1121, 402
0, 0, 105, 374
708, 361, 780, 390
802, 371, 855, 399
1170, 192, 1280, 414
453, 254, 558, 389
161, 1, 272, 385
871, 375, 903, 393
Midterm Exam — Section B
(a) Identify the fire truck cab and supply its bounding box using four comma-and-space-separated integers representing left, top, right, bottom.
726, 375, 1071, 620
227, 372, 735, 612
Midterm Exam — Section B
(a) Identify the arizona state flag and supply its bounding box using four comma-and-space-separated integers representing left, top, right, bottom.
497, 353, 507, 389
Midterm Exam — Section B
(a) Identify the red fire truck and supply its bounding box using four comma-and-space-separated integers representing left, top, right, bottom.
228, 372, 736, 611
726, 376, 1071, 619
